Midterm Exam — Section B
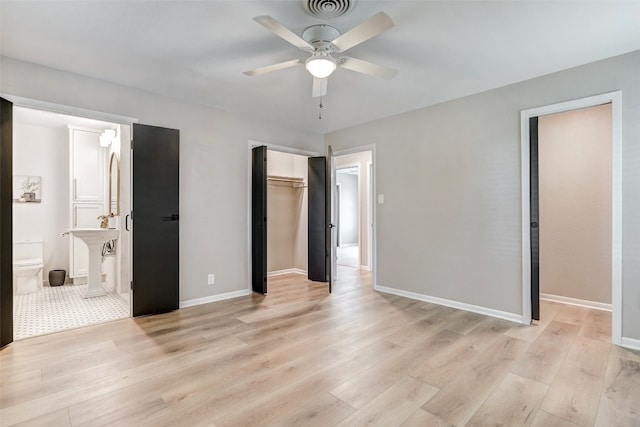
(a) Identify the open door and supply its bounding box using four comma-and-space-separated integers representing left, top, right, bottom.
308, 151, 335, 292
251, 146, 267, 294
529, 117, 540, 321
0, 97, 13, 348
308, 156, 327, 285
132, 124, 180, 317
328, 145, 337, 289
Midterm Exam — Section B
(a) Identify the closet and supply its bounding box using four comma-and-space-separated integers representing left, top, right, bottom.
266, 150, 308, 276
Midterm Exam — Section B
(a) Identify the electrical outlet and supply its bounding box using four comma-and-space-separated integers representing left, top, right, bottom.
208, 274, 215, 285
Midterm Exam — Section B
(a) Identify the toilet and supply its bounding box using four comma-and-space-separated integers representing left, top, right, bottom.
13, 240, 44, 295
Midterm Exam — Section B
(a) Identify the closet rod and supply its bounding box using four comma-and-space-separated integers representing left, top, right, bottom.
267, 175, 305, 184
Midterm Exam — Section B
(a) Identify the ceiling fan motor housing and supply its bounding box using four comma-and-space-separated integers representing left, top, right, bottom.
302, 24, 341, 50
303, 0, 357, 19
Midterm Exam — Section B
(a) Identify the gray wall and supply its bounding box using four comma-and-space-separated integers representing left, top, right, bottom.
326, 50, 640, 341
1, 56, 324, 302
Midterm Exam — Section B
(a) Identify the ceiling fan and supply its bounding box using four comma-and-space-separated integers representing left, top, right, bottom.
243, 12, 397, 97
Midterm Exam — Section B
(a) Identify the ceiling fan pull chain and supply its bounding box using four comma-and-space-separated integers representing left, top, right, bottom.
318, 95, 324, 120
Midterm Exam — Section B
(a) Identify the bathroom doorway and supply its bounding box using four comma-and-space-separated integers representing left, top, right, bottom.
11, 106, 132, 340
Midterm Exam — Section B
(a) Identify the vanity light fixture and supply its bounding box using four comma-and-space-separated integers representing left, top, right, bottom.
100, 129, 117, 147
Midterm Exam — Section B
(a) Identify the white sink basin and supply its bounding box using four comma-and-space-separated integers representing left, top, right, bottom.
69, 228, 119, 244
68, 228, 119, 297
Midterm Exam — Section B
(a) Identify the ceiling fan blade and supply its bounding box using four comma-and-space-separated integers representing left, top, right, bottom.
331, 12, 394, 52
312, 78, 328, 98
253, 16, 314, 51
243, 59, 302, 76
339, 56, 397, 80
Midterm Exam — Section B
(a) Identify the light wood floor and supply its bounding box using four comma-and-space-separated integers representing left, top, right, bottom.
1, 267, 639, 426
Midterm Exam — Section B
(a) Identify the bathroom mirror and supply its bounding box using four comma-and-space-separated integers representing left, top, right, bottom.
109, 152, 120, 216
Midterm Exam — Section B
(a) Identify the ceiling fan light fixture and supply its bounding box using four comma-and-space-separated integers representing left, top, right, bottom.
305, 54, 337, 78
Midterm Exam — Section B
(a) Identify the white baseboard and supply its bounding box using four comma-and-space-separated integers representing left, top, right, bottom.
540, 293, 612, 312
267, 268, 307, 277
621, 337, 640, 352
375, 285, 523, 324
360, 265, 371, 272
180, 289, 251, 309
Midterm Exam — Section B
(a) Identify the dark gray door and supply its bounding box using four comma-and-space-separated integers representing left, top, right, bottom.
251, 146, 267, 294
328, 146, 336, 290
0, 98, 13, 348
308, 156, 331, 290
529, 117, 540, 321
132, 124, 180, 317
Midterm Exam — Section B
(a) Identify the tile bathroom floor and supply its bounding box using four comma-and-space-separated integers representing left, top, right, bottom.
13, 283, 129, 340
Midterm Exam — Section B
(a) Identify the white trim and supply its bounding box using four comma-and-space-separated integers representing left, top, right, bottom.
367, 161, 373, 271
333, 145, 376, 289
248, 140, 319, 157
246, 141, 320, 292
540, 293, 612, 312
360, 265, 371, 272
375, 285, 523, 324
520, 91, 622, 346
180, 289, 251, 309
620, 337, 640, 352
267, 268, 307, 277
1, 94, 139, 125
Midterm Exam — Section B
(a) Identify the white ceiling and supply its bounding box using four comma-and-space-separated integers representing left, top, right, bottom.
2, 1, 639, 134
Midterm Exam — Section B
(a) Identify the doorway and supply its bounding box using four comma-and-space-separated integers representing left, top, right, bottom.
333, 147, 375, 281
521, 92, 622, 345
1, 96, 181, 348
11, 106, 131, 339
248, 142, 321, 294
336, 166, 360, 269
266, 149, 309, 277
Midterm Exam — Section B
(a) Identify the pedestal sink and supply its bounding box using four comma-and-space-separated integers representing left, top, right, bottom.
69, 228, 119, 298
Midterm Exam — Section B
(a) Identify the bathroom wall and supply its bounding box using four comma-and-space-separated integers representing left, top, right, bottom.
13, 121, 69, 282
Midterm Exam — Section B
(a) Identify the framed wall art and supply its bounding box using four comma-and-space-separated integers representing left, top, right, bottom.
13, 175, 42, 203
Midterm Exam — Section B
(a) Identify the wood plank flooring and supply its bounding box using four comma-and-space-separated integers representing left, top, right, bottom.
1, 267, 639, 426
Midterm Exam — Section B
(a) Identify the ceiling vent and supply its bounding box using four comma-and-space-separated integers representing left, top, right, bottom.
303, 0, 357, 19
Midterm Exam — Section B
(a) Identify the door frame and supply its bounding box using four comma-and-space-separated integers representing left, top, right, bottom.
1, 94, 137, 321
520, 91, 622, 345
332, 145, 377, 288
246, 140, 319, 291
